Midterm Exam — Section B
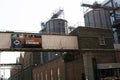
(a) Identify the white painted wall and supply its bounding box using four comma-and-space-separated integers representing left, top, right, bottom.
42, 35, 78, 50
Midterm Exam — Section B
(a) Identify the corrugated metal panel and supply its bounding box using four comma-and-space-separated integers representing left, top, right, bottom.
46, 19, 67, 34
88, 11, 95, 27
84, 9, 111, 29
84, 13, 89, 27
42, 35, 78, 50
94, 10, 101, 28
105, 10, 111, 28
0, 33, 11, 48
100, 10, 107, 28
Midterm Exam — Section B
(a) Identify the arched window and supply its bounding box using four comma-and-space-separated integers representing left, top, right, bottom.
57, 68, 60, 80
51, 69, 53, 80
41, 72, 43, 80
37, 73, 39, 80
45, 71, 48, 80
34, 73, 37, 80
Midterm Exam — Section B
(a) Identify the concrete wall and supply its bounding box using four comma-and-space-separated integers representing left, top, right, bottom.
42, 35, 78, 50
0, 33, 11, 48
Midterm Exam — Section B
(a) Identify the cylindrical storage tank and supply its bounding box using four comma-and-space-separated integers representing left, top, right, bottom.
84, 9, 111, 29
46, 19, 68, 34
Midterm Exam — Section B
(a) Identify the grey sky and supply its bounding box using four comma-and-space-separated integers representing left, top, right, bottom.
0, 0, 103, 32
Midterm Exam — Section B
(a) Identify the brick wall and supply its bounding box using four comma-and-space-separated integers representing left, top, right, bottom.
66, 59, 84, 80
115, 51, 120, 63
86, 51, 116, 63
70, 27, 114, 49
33, 56, 65, 80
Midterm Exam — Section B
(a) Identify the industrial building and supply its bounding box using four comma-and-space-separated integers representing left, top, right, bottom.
82, 0, 120, 44
9, 26, 117, 80
33, 27, 120, 80
9, 52, 41, 80
9, 26, 120, 80
103, 0, 120, 44
9, 0, 120, 80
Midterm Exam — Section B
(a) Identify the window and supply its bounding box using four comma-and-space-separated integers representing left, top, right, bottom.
37, 73, 39, 80
51, 69, 53, 80
99, 36, 106, 45
57, 68, 60, 80
41, 72, 43, 80
34, 73, 37, 80
45, 71, 48, 80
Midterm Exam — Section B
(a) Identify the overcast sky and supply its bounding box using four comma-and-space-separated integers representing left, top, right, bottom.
0, 0, 104, 32
0, 0, 104, 78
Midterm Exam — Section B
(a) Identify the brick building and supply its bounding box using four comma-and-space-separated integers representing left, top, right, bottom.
9, 26, 120, 80
70, 27, 120, 80
9, 52, 41, 80
33, 27, 120, 80
10, 53, 24, 80
23, 52, 42, 80
33, 53, 84, 80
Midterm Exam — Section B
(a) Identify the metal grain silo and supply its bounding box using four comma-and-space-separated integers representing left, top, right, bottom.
84, 9, 111, 29
45, 19, 68, 34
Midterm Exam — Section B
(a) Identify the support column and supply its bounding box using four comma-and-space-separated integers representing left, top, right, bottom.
83, 52, 95, 80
